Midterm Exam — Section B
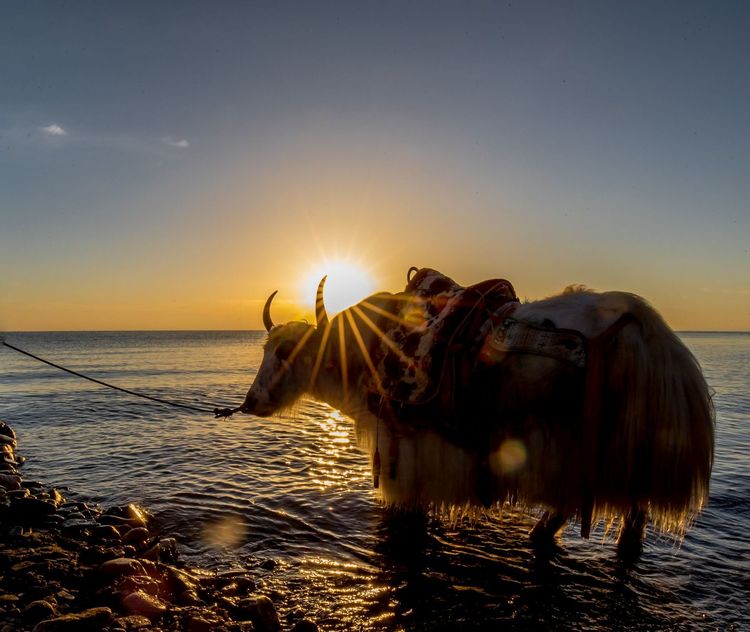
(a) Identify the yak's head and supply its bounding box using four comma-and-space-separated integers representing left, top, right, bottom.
240, 277, 329, 417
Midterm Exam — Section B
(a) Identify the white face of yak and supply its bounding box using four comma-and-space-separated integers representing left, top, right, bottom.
241, 322, 319, 417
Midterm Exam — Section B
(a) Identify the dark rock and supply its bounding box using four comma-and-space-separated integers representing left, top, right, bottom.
32, 606, 113, 631
259, 559, 277, 571
93, 524, 121, 540
61, 518, 99, 533
235, 596, 280, 632
290, 620, 319, 632
164, 565, 198, 594
116, 574, 161, 596
99, 557, 147, 579
139, 541, 161, 561
0, 421, 16, 440
113, 614, 151, 629
0, 473, 21, 490
186, 613, 225, 632
11, 496, 57, 523
120, 590, 167, 619
99, 514, 132, 526
78, 545, 125, 565
22, 599, 58, 624
121, 527, 149, 544
113, 614, 152, 629
22, 480, 45, 489
176, 589, 203, 606
55, 590, 76, 602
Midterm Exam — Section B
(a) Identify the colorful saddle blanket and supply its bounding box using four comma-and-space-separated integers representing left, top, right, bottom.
364, 268, 518, 437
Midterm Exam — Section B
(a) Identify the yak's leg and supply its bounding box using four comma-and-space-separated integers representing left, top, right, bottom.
616, 508, 647, 562
529, 511, 568, 545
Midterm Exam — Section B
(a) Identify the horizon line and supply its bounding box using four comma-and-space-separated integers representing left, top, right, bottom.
3, 328, 750, 335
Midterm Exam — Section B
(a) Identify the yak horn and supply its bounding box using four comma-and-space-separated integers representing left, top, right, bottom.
263, 290, 278, 332
316, 276, 329, 329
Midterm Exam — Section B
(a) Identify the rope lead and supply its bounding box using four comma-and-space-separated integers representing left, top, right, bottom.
2, 340, 241, 418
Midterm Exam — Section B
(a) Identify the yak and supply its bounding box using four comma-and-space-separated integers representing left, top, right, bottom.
238, 267, 714, 556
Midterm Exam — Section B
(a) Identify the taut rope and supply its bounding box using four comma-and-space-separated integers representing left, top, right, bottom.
1, 340, 241, 418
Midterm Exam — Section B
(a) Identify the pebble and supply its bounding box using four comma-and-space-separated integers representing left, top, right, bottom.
121, 526, 149, 544
93, 524, 121, 540
31, 606, 113, 631
21, 599, 58, 624
114, 614, 152, 629
123, 503, 149, 528
0, 474, 21, 490
117, 574, 161, 596
235, 595, 280, 632
0, 421, 16, 438
120, 590, 167, 619
290, 620, 319, 632
11, 496, 57, 523
99, 557, 147, 578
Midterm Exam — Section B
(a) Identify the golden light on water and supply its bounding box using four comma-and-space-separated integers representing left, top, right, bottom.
302, 259, 377, 316
201, 514, 247, 549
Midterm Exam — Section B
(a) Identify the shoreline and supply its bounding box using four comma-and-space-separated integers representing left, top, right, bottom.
0, 420, 318, 632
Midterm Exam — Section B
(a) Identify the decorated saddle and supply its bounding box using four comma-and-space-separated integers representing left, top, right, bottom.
364, 268, 519, 442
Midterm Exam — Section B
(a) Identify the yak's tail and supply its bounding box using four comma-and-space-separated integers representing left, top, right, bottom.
592, 292, 715, 533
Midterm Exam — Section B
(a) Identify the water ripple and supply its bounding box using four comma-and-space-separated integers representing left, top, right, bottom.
1, 331, 748, 630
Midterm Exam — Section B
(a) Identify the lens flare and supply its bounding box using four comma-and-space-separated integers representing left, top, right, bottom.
492, 438, 527, 475
201, 514, 247, 549
302, 260, 376, 316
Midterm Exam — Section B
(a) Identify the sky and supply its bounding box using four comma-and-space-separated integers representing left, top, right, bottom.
1, 1, 748, 331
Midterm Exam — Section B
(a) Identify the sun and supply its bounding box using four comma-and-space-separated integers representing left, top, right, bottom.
302, 260, 377, 317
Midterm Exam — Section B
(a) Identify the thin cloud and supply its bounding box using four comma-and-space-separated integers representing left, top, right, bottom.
40, 123, 67, 136
162, 137, 189, 148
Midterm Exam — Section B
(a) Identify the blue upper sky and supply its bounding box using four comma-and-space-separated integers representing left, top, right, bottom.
1, 1, 748, 330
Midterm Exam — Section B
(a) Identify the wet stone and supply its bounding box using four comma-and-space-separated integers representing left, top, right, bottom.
121, 527, 149, 544
11, 496, 57, 523
93, 524, 121, 540
120, 590, 167, 619
235, 596, 280, 632
45, 514, 65, 526
117, 574, 161, 596
99, 557, 146, 579
186, 613, 225, 632
32, 606, 113, 631
22, 480, 45, 490
290, 620, 319, 632
0, 473, 21, 490
21, 599, 58, 624
0, 421, 16, 439
122, 504, 149, 528
61, 519, 99, 534
113, 614, 152, 629
48, 489, 65, 506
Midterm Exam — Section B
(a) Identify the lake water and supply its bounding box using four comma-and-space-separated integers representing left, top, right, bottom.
1, 331, 748, 630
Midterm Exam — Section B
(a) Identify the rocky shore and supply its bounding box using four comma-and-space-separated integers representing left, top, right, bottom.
0, 421, 319, 632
